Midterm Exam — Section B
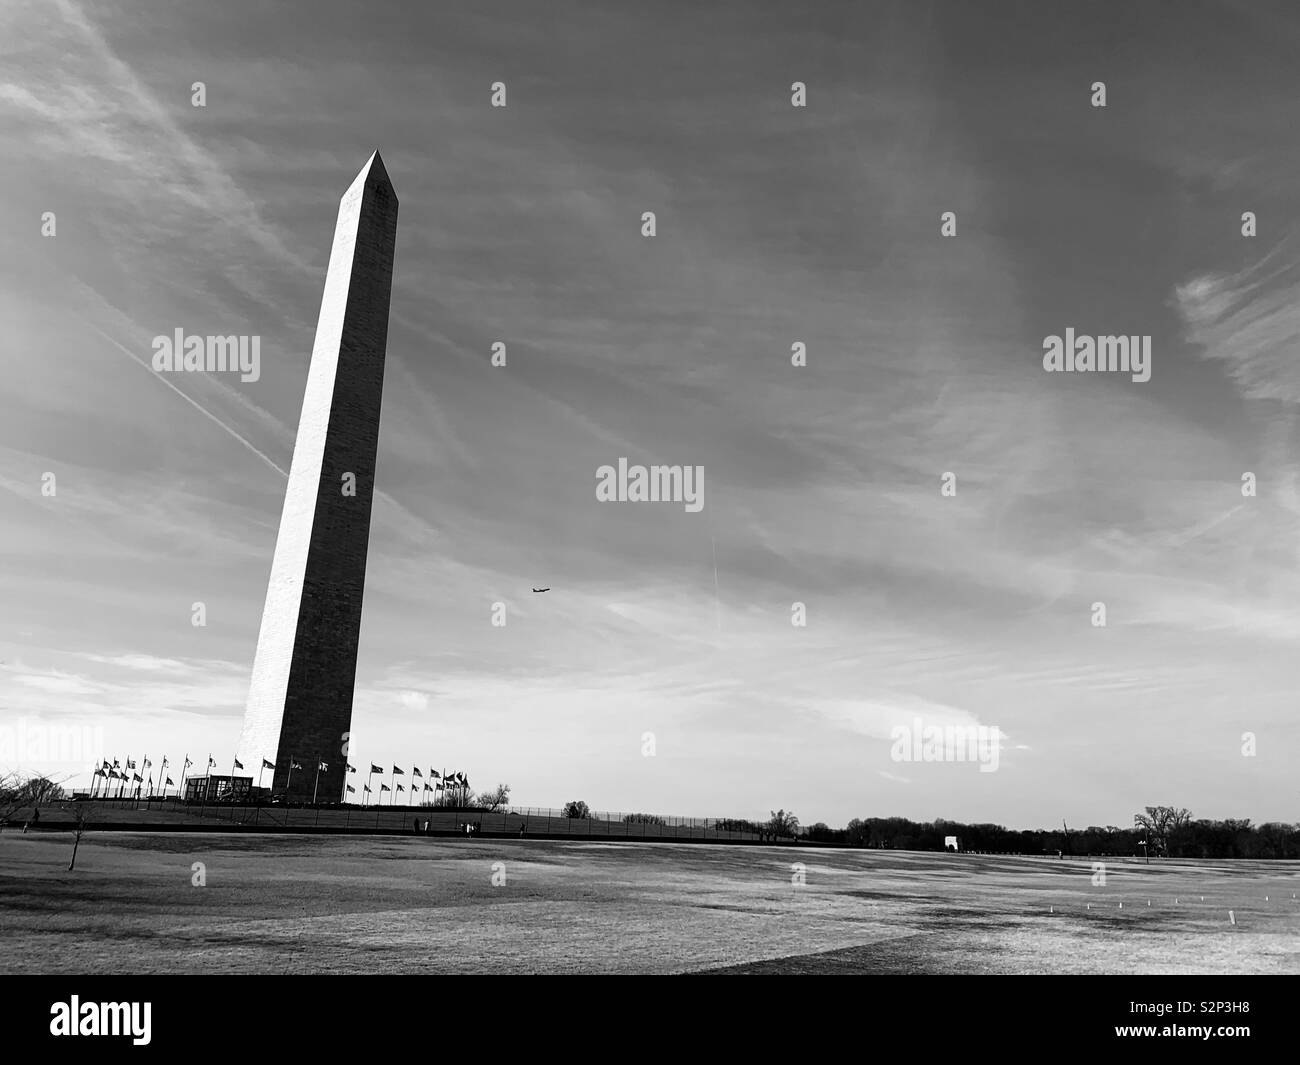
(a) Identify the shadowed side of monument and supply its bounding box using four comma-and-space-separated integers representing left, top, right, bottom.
237, 152, 399, 802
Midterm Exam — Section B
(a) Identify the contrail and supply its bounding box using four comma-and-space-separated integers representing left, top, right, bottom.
90, 325, 288, 478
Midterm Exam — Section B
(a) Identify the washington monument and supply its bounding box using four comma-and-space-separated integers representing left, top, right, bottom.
236, 151, 398, 801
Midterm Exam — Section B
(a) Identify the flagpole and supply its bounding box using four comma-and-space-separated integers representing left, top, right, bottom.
365, 767, 373, 806
180, 753, 189, 802
286, 756, 296, 803
312, 762, 321, 806
199, 755, 210, 818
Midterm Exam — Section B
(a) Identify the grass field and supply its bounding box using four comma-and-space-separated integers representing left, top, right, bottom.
1, 831, 1297, 974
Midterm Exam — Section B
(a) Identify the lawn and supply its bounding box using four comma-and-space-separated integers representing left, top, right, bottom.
1, 832, 1296, 974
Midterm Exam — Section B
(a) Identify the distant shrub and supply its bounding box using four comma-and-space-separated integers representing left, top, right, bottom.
622, 812, 665, 825
563, 800, 591, 819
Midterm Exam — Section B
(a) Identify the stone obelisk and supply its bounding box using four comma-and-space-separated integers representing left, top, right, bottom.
237, 151, 397, 802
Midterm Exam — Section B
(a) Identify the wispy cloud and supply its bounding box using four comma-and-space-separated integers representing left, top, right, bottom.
1174, 239, 1300, 404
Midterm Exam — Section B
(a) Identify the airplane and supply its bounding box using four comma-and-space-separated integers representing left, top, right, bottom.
532, 587, 550, 593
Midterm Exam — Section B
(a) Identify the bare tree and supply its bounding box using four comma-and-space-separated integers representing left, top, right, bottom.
1134, 806, 1192, 858
68, 805, 89, 871
1, 771, 66, 824
768, 809, 800, 839
478, 783, 511, 812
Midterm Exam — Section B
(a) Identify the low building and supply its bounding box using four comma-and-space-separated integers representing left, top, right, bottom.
184, 774, 253, 803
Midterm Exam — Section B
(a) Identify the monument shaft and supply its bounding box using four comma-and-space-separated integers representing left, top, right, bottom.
237, 152, 397, 801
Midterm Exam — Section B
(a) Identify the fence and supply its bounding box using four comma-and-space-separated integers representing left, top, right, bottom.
42, 797, 789, 843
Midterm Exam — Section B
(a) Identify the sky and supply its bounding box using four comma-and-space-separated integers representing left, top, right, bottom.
1, 0, 1298, 828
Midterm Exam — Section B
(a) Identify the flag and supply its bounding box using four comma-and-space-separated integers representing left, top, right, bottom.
346, 784, 356, 794
370, 764, 383, 774
413, 767, 422, 778
392, 765, 404, 775
318, 761, 328, 772
160, 756, 168, 768
435, 783, 445, 791
380, 784, 391, 792
262, 758, 275, 770
126, 758, 136, 769
112, 758, 120, 768
431, 769, 440, 779
184, 757, 193, 769
208, 756, 216, 768
166, 777, 174, 786
363, 785, 371, 794
423, 782, 431, 791
347, 764, 356, 773
142, 757, 152, 768
233, 758, 244, 770
102, 759, 111, 770
132, 773, 142, 783
291, 761, 303, 771
396, 784, 405, 793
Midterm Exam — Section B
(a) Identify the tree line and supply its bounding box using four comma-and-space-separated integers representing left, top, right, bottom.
10, 775, 1296, 859
795, 809, 1300, 859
